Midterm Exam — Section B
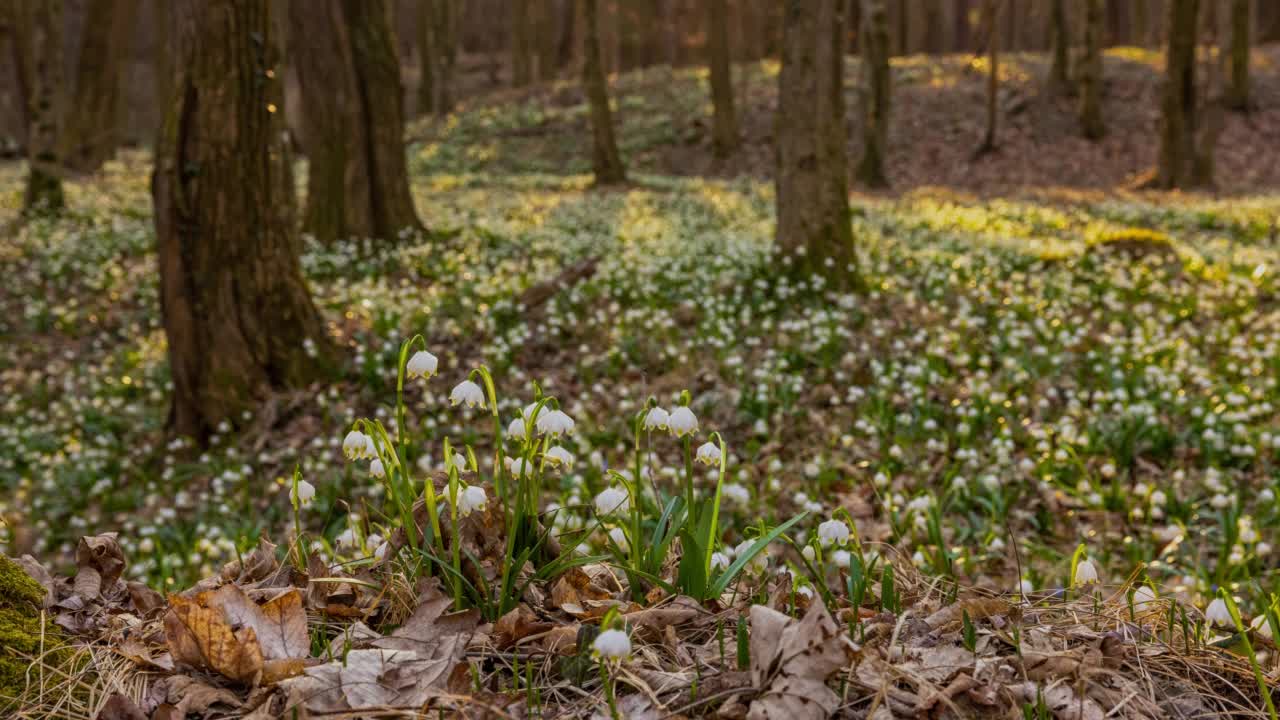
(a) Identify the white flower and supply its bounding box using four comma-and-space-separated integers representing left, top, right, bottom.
711, 551, 731, 571
370, 458, 386, 479
593, 629, 631, 659
536, 409, 575, 436
817, 519, 850, 547
521, 402, 544, 422
1251, 613, 1274, 639
449, 380, 485, 409
722, 483, 750, 505
695, 441, 722, 466
506, 457, 533, 477
336, 528, 358, 548
1205, 598, 1234, 627
450, 452, 468, 471
506, 418, 526, 439
608, 527, 628, 551
343, 430, 375, 460
544, 446, 575, 468
1132, 585, 1158, 612
405, 350, 438, 379
457, 485, 487, 517
801, 545, 815, 562
643, 407, 670, 431
733, 539, 769, 573
831, 550, 852, 569
1074, 558, 1099, 586
668, 406, 699, 437
291, 479, 315, 508
595, 487, 630, 515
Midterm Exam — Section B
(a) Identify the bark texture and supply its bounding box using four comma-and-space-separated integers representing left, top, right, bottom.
291, 0, 424, 243
706, 0, 739, 158
1155, 0, 1201, 188
977, 0, 1000, 154
60, 0, 136, 173
582, 0, 626, 184
775, 0, 858, 290
1078, 0, 1105, 139
1226, 0, 1250, 110
511, 0, 532, 86
1047, 0, 1069, 93
22, 0, 64, 213
856, 0, 890, 188
153, 0, 334, 443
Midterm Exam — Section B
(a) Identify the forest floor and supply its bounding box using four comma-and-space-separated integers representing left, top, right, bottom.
3, 49, 1280, 718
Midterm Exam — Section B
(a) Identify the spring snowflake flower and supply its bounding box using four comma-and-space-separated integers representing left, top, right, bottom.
370, 458, 386, 479
1073, 558, 1100, 586
722, 483, 750, 505
595, 487, 630, 515
593, 629, 631, 659
608, 527, 628, 551
544, 446, 574, 468
1132, 585, 1157, 611
695, 441, 722, 466
450, 452, 468, 471
711, 551, 731, 571
457, 485, 487, 517
291, 479, 315, 508
506, 457, 533, 477
1205, 598, 1234, 627
536, 409, 575, 437
506, 418, 526, 439
668, 406, 698, 437
343, 430, 375, 460
817, 519, 850, 547
449, 380, 486, 409
831, 549, 851, 569
733, 539, 769, 573
643, 406, 670, 431
405, 350, 438, 379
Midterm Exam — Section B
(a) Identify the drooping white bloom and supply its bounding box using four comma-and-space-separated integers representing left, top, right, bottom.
609, 527, 628, 551
831, 550, 852, 569
506, 418, 527, 439
710, 551, 731, 571
536, 409, 575, 437
405, 350, 438, 379
544, 446, 575, 468
1074, 558, 1100, 586
643, 406, 670, 431
722, 483, 750, 505
449, 380, 486, 409
370, 458, 386, 479
668, 406, 699, 437
1132, 585, 1158, 611
817, 519, 850, 547
450, 452, 468, 472
593, 629, 631, 659
522, 402, 544, 422
343, 430, 374, 460
1205, 598, 1234, 627
291, 479, 315, 508
457, 485, 487, 517
506, 457, 533, 478
733, 539, 769, 573
695, 441, 722, 466
1251, 613, 1274, 639
801, 545, 816, 562
336, 528, 358, 548
594, 487, 630, 515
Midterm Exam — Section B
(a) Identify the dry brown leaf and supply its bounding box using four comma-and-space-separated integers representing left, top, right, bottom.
209, 585, 310, 661
96, 693, 148, 720
164, 593, 265, 684
76, 533, 126, 590
746, 599, 856, 720
550, 565, 614, 611
923, 597, 1012, 631
163, 675, 243, 717
624, 595, 706, 640
117, 636, 175, 672
495, 603, 553, 648
281, 648, 456, 713
1013, 681, 1105, 720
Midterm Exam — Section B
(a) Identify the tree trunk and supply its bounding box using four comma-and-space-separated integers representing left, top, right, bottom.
511, 0, 532, 85
417, 0, 435, 114
706, 0, 738, 157
977, 0, 1000, 154
1134, 0, 1151, 46
1048, 0, 1070, 93
1154, 0, 1199, 188
1079, 0, 1105, 138
894, 0, 908, 55
776, 0, 858, 290
154, 0, 334, 444
22, 0, 64, 214
60, 0, 135, 173
954, 0, 972, 51
922, 0, 943, 53
856, 0, 890, 188
342, 0, 424, 239
1225, 0, 1249, 110
582, 0, 626, 184
417, 0, 456, 115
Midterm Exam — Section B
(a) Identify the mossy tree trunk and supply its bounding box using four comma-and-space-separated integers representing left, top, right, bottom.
1154, 0, 1200, 188
776, 0, 859, 290
60, 0, 136, 173
21, 0, 65, 214
153, 0, 335, 444
1047, 0, 1070, 94
1079, 0, 1105, 139
1, 554, 53, 710
292, 0, 424, 243
976, 0, 1000, 154
1225, 0, 1249, 110
856, 0, 890, 188
706, 0, 739, 158
582, 0, 626, 185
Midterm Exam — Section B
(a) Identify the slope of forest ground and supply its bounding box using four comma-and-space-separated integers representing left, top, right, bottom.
3, 50, 1280, 718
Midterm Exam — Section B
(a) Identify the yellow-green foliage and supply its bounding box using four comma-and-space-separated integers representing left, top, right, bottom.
1087, 226, 1174, 249
0, 555, 53, 708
